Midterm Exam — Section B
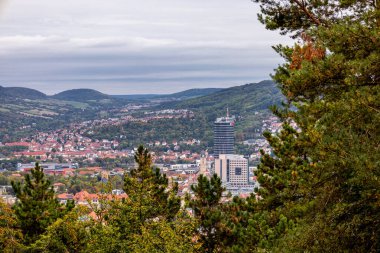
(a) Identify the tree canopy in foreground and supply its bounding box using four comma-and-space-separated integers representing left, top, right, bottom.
253, 0, 380, 251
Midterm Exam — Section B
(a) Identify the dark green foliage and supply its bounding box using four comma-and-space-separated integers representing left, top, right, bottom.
124, 145, 181, 223
156, 88, 223, 100
256, 121, 314, 216
188, 174, 284, 252
252, 0, 380, 251
168, 80, 283, 117
253, 0, 374, 37
115, 88, 223, 101
29, 207, 90, 253
128, 215, 199, 253
11, 163, 74, 245
86, 117, 211, 146
188, 174, 225, 252
187, 173, 298, 252
0, 146, 28, 157
103, 145, 182, 250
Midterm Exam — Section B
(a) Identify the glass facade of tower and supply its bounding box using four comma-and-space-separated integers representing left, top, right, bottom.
214, 116, 235, 158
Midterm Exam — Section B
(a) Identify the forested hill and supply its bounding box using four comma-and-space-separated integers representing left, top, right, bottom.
0, 86, 47, 100
51, 89, 110, 101
156, 88, 223, 100
113, 87, 223, 101
163, 80, 284, 119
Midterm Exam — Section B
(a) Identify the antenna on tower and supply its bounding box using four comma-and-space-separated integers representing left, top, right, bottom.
227, 107, 230, 118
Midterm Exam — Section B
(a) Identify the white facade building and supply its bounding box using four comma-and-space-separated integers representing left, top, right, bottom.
214, 154, 248, 185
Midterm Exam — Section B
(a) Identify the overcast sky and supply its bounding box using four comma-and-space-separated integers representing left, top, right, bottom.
0, 0, 289, 95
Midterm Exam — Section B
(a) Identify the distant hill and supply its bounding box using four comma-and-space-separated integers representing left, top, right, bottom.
52, 89, 110, 101
164, 80, 283, 118
156, 88, 223, 100
0, 86, 47, 100
113, 88, 222, 101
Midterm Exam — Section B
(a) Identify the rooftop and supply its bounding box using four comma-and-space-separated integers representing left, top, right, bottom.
215, 116, 235, 124
218, 154, 246, 160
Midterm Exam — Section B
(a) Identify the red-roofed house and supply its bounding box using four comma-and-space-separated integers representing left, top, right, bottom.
86, 167, 102, 172
53, 182, 66, 192
78, 170, 96, 176
14, 151, 47, 160
57, 193, 74, 204
74, 191, 99, 206
5, 142, 30, 147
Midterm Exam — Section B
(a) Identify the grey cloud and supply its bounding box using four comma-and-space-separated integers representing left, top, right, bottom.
0, 0, 290, 94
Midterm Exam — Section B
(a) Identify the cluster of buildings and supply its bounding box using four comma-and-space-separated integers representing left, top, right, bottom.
144, 109, 193, 116
1, 109, 274, 201
1, 138, 204, 166
212, 110, 257, 195
57, 189, 128, 207
2, 134, 131, 161
0, 108, 202, 164
83, 108, 193, 130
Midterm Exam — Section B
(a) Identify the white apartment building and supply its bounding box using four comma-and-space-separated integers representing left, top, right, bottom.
214, 154, 248, 185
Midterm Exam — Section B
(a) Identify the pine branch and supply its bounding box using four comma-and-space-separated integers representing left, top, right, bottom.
290, 0, 322, 26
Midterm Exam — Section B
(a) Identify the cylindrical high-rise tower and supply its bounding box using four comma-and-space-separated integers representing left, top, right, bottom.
214, 112, 235, 158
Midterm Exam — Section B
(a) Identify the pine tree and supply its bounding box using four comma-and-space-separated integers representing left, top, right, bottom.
129, 213, 199, 253
124, 145, 180, 225
28, 206, 90, 253
11, 163, 74, 245
252, 0, 380, 251
188, 174, 225, 253
106, 145, 181, 249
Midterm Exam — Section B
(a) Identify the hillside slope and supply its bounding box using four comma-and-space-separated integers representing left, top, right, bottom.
164, 80, 283, 118
113, 88, 222, 101
156, 88, 223, 100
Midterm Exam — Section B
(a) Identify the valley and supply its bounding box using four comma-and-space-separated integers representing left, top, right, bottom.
0, 80, 284, 169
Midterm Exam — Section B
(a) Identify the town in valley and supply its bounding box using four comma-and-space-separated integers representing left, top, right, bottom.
0, 94, 285, 206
